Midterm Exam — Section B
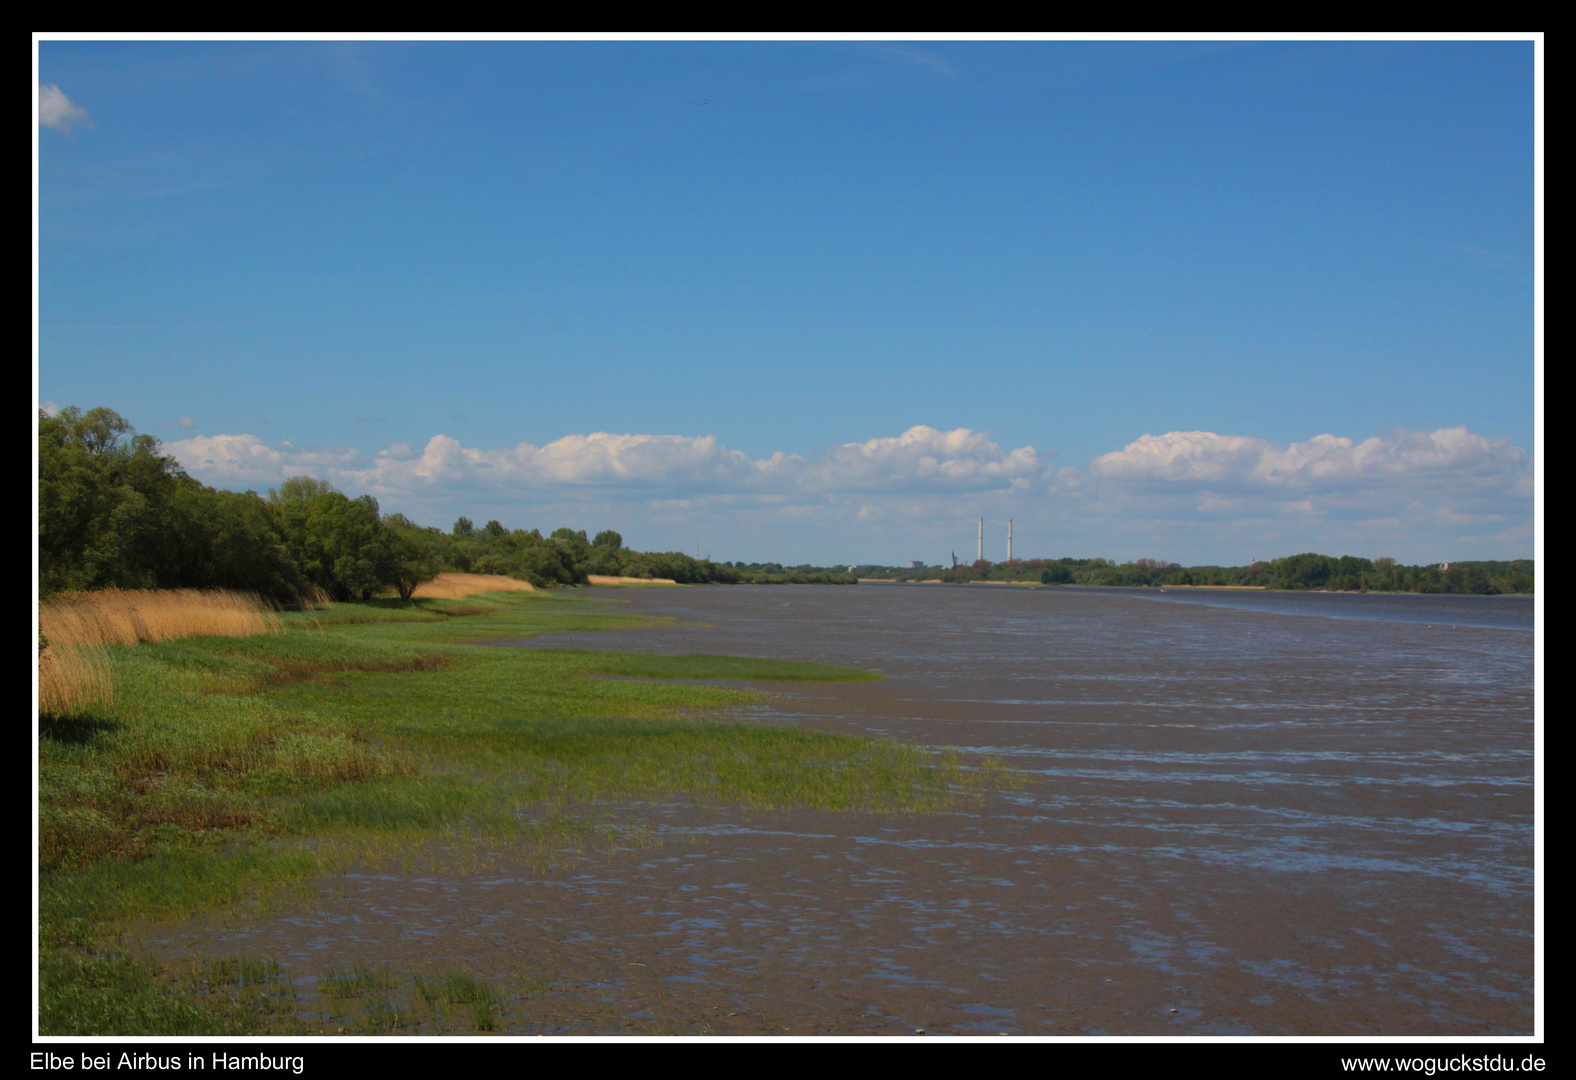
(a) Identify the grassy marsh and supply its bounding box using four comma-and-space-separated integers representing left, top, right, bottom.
37, 584, 1000, 1035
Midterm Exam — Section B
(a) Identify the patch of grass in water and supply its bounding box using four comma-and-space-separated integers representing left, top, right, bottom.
39, 949, 306, 1037
321, 962, 395, 999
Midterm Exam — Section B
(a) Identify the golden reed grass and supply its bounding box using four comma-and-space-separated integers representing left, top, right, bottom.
585, 575, 678, 586
40, 588, 283, 648
38, 589, 282, 716
38, 637, 115, 716
408, 573, 536, 600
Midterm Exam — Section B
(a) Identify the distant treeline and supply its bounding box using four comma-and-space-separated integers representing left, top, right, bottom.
718, 562, 858, 585
39, 406, 1531, 602
860, 554, 1534, 594
38, 407, 736, 603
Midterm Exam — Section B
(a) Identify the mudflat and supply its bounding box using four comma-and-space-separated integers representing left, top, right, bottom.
136, 584, 1534, 1036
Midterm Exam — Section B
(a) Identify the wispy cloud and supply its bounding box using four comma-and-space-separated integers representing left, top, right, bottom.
873, 45, 959, 79
39, 84, 91, 134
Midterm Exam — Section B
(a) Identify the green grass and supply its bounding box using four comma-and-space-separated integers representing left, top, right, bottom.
38, 588, 1005, 1035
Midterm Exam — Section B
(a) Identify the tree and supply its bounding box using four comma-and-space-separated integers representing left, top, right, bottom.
268, 475, 339, 503
383, 514, 440, 600
593, 530, 623, 551
39, 406, 187, 594
274, 491, 394, 601
161, 483, 305, 603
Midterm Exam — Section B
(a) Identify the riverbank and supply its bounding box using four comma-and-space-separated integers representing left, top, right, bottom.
37, 585, 989, 1036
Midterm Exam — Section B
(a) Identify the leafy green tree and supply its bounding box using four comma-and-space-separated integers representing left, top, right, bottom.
267, 475, 340, 503
593, 530, 623, 550
38, 407, 185, 595
161, 483, 305, 602
274, 490, 395, 601
383, 513, 441, 600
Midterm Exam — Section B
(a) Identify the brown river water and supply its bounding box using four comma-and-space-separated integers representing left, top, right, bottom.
132, 584, 1537, 1037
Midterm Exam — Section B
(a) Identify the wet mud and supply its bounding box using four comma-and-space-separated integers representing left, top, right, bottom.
134, 585, 1535, 1036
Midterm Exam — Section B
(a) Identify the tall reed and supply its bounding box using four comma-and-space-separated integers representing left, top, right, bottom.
409, 573, 535, 600
38, 589, 282, 716
39, 588, 283, 649
38, 635, 114, 716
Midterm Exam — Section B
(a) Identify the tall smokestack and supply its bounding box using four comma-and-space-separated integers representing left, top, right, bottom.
978, 518, 983, 562
1008, 518, 1013, 562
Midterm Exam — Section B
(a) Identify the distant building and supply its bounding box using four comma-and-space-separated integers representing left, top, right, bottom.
908, 560, 924, 569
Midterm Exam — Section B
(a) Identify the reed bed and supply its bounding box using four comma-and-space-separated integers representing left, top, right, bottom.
38, 637, 115, 716
410, 573, 535, 600
584, 575, 678, 586
40, 588, 283, 648
38, 589, 282, 716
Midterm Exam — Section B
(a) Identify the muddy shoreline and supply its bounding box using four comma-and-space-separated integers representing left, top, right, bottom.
133, 585, 1534, 1036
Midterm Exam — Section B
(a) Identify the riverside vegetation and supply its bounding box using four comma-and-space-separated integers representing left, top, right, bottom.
858, 553, 1534, 593
37, 581, 997, 1036
38, 405, 773, 604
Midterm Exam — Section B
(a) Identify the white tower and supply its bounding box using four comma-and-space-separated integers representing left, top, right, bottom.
1008, 518, 1013, 562
977, 518, 983, 562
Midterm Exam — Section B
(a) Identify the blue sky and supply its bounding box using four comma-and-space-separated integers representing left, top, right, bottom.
36, 36, 1539, 566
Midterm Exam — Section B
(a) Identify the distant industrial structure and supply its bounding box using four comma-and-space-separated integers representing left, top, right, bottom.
966, 518, 1017, 564
908, 560, 925, 569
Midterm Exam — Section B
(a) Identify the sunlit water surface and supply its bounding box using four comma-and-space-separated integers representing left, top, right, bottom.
137, 585, 1535, 1036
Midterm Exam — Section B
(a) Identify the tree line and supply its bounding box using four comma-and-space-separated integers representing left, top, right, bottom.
864, 553, 1533, 594
39, 406, 1531, 601
37, 406, 735, 603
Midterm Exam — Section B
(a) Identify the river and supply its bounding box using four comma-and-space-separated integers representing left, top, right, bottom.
139, 584, 1538, 1036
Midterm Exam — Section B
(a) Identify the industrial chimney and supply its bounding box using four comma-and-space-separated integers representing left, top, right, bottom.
1008, 518, 1013, 562
977, 518, 983, 562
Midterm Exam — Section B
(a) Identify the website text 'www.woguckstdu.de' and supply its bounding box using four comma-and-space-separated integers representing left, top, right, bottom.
1342, 1057, 1544, 1075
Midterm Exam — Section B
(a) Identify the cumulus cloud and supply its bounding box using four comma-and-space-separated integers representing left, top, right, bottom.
309, 425, 1041, 501
161, 421, 1532, 562
1088, 427, 1530, 491
339, 432, 783, 494
803, 426, 1044, 493
164, 434, 362, 485
178, 417, 197, 430
38, 85, 90, 134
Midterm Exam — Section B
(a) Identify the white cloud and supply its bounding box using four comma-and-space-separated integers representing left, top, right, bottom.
1088, 427, 1530, 491
163, 434, 362, 485
309, 424, 1041, 501
341, 431, 781, 493
39, 85, 90, 134
161, 422, 1533, 563
178, 416, 197, 430
803, 426, 1044, 492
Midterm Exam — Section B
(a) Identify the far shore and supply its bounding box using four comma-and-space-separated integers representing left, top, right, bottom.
849, 580, 1530, 596
856, 578, 1264, 589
